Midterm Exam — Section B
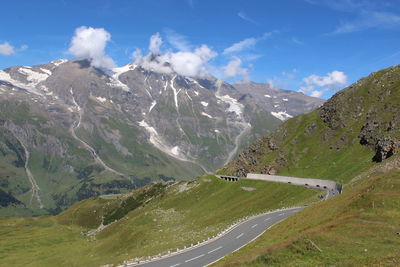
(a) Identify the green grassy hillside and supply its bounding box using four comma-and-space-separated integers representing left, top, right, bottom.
0, 175, 319, 266
214, 155, 400, 266
219, 65, 400, 184
211, 65, 400, 266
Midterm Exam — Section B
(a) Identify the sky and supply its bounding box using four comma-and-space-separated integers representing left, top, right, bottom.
0, 0, 399, 99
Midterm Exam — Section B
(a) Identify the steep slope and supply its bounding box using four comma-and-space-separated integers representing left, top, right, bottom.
0, 58, 321, 215
220, 65, 400, 184
0, 175, 320, 267
212, 65, 400, 266
215, 155, 400, 267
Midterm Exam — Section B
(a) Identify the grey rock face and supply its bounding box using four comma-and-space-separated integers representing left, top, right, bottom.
0, 58, 323, 215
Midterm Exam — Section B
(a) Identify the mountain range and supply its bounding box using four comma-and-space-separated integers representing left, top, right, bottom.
0, 58, 322, 215
0, 64, 398, 266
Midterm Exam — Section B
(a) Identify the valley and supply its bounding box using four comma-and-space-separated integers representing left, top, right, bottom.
0, 59, 321, 215
1, 3, 400, 265
1, 64, 398, 266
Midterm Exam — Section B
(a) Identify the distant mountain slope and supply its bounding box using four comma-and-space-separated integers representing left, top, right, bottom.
0, 58, 321, 215
220, 65, 400, 184
232, 82, 323, 120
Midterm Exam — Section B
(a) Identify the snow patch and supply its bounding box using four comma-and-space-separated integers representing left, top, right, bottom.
214, 129, 220, 133
108, 63, 136, 91
271, 111, 293, 121
149, 100, 157, 113
200, 101, 208, 107
185, 90, 192, 101
274, 104, 279, 108
138, 120, 188, 161
216, 94, 243, 117
264, 94, 271, 98
194, 91, 199, 96
187, 77, 206, 89
51, 59, 68, 66
171, 146, 180, 156
112, 63, 137, 77
201, 112, 213, 119
283, 98, 288, 101
40, 68, 52, 76
18, 67, 49, 84
96, 96, 107, 103
170, 75, 181, 109
40, 85, 49, 92
0, 70, 43, 95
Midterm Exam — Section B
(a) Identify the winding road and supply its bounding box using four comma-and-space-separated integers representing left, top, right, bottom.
128, 207, 304, 267
124, 177, 338, 267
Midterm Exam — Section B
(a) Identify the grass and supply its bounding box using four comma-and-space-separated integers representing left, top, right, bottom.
213, 156, 400, 267
220, 65, 400, 184
0, 175, 320, 266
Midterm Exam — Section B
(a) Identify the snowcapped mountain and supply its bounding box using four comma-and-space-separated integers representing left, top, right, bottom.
232, 82, 324, 121
0, 58, 322, 215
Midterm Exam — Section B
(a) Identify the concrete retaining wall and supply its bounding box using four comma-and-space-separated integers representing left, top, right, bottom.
246, 173, 340, 192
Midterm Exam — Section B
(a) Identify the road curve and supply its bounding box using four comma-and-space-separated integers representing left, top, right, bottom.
127, 207, 304, 267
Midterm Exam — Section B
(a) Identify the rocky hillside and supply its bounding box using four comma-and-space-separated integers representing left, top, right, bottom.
233, 82, 323, 121
220, 65, 400, 183
0, 58, 321, 215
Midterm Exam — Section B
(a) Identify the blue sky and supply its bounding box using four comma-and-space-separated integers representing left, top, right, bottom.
0, 0, 399, 98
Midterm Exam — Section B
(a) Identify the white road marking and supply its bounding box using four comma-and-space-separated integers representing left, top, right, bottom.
236, 233, 244, 239
264, 218, 271, 221
170, 264, 181, 267
185, 254, 204, 262
251, 224, 258, 228
207, 246, 223, 254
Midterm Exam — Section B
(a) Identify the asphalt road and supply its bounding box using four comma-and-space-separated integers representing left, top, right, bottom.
130, 207, 304, 267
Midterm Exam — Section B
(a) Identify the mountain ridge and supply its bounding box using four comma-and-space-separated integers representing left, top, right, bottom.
0, 58, 323, 215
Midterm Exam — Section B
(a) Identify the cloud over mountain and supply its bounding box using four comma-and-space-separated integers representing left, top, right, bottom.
69, 26, 116, 69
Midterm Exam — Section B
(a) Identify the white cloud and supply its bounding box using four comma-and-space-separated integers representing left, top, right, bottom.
68, 26, 116, 69
299, 70, 348, 98
135, 33, 217, 77
223, 32, 273, 55
333, 11, 400, 34
222, 57, 249, 81
0, 42, 15, 55
223, 38, 257, 55
292, 37, 304, 45
303, 70, 347, 87
0, 42, 27, 56
238, 11, 258, 24
305, 0, 399, 34
131, 48, 143, 61
267, 69, 298, 89
149, 32, 162, 54
165, 29, 191, 51
310, 90, 325, 98
19, 44, 28, 51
